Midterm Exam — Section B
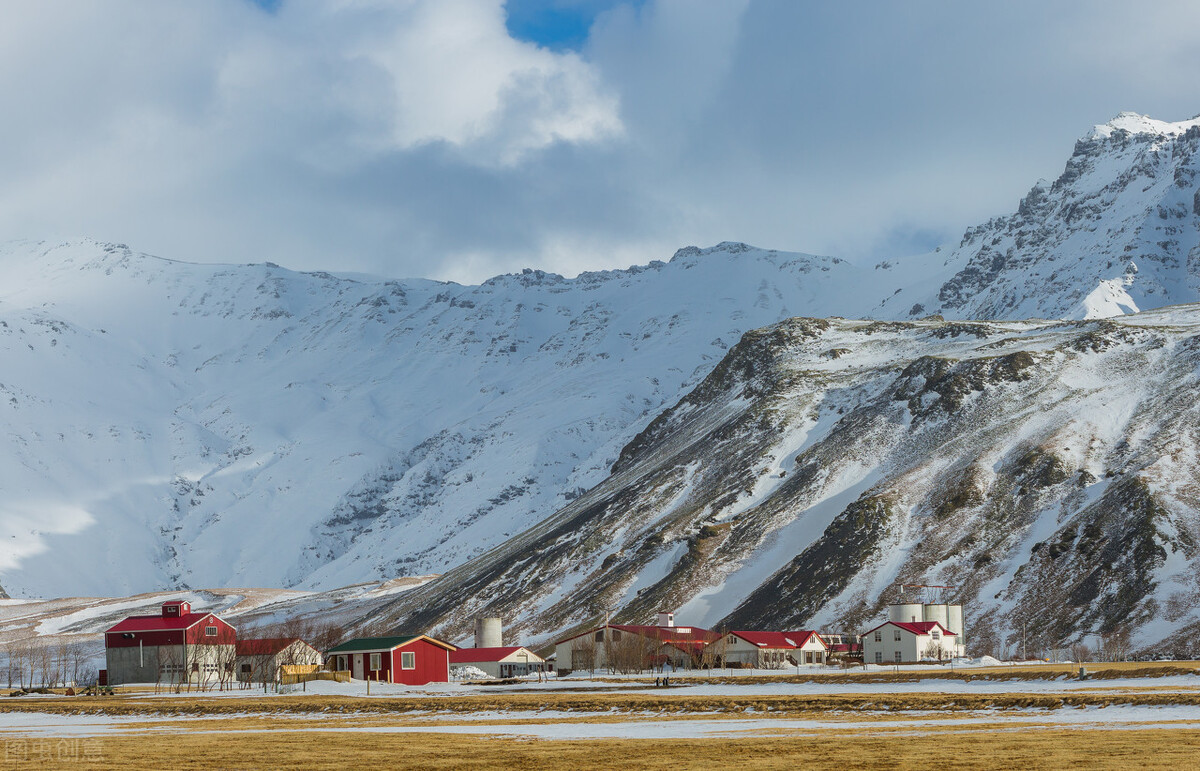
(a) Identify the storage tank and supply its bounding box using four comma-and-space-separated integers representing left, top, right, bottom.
947, 605, 965, 650
889, 603, 923, 624
474, 617, 503, 648
922, 603, 949, 629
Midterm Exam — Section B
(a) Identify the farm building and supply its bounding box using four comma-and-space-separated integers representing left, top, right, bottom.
713, 630, 829, 668
103, 600, 236, 686
325, 635, 456, 685
820, 632, 863, 663
554, 612, 721, 674
449, 646, 546, 678
235, 638, 323, 683
863, 621, 958, 664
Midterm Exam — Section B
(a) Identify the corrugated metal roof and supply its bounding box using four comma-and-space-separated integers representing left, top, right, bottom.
105, 612, 217, 634
326, 635, 456, 654
450, 646, 542, 664
236, 638, 303, 656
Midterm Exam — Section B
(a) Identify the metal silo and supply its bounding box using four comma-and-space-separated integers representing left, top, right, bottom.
474, 617, 503, 648
947, 604, 965, 650
922, 603, 949, 629
890, 603, 924, 624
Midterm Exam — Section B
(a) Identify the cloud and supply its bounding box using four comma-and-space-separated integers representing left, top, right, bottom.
3, 1, 1200, 282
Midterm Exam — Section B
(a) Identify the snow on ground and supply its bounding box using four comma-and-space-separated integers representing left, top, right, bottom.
2, 703, 1200, 740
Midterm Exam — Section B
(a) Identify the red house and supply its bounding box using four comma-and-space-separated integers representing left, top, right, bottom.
103, 600, 237, 685
325, 635, 455, 685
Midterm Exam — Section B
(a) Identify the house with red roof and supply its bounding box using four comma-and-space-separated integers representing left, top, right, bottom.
449, 646, 546, 679
235, 638, 323, 684
712, 630, 829, 668
103, 600, 236, 686
553, 612, 722, 674
862, 620, 957, 665
325, 635, 456, 685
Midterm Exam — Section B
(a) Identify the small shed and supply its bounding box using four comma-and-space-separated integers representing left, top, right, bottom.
449, 646, 546, 678
235, 638, 323, 684
325, 635, 456, 685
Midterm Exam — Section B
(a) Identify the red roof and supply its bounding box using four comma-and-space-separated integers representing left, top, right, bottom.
236, 638, 302, 656
106, 612, 218, 634
449, 646, 535, 664
866, 620, 954, 636
727, 630, 828, 649
555, 623, 722, 647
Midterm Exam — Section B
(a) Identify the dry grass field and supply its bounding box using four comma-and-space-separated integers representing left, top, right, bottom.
1, 662, 1198, 769
61, 728, 1200, 770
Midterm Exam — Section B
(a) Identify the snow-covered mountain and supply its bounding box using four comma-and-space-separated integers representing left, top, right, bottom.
876, 112, 1200, 320
378, 309, 1200, 656
0, 238, 899, 598
5, 110, 1200, 628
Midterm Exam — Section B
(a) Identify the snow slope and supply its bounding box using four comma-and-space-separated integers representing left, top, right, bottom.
0, 238, 887, 597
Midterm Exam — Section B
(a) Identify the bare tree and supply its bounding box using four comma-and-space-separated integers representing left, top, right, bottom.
607, 631, 652, 675
1069, 641, 1091, 664
1102, 626, 1133, 663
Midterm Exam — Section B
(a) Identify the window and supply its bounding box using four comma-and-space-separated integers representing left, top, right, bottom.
874, 652, 882, 664
932, 631, 940, 640
894, 651, 902, 663
240, 664, 251, 674
595, 631, 604, 642
205, 626, 218, 637
611, 630, 622, 642
401, 651, 416, 670
874, 631, 881, 642
370, 653, 382, 671
336, 655, 347, 671
894, 630, 901, 641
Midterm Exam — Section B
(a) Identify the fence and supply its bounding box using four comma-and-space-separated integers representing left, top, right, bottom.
279, 669, 350, 685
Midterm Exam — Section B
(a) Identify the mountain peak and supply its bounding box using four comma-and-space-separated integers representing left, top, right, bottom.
1091, 111, 1200, 140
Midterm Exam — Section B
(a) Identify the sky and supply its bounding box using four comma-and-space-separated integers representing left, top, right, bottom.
4, 1, 1200, 284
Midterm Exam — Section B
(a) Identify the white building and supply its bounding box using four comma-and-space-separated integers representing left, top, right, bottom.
449, 646, 545, 678
863, 621, 957, 664
715, 631, 828, 668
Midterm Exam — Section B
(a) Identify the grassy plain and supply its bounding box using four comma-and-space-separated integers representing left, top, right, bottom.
38, 727, 1200, 770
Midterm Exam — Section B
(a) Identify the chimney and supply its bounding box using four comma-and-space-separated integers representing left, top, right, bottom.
657, 611, 674, 628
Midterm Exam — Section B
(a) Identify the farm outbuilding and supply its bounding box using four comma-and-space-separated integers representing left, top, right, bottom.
325, 635, 455, 685
103, 600, 236, 686
554, 612, 721, 674
235, 638, 323, 684
449, 646, 545, 678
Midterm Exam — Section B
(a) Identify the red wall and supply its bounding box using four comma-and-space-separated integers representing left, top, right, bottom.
184, 616, 237, 646
391, 639, 449, 685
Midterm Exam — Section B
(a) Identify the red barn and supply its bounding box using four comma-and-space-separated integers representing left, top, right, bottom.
325, 635, 455, 685
104, 600, 237, 685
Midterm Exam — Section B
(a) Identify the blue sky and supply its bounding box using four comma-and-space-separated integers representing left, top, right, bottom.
2, 1, 1200, 283
504, 1, 645, 50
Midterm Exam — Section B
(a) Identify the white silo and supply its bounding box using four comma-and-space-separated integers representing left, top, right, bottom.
474, 617, 503, 648
890, 603, 924, 624
947, 604, 965, 651
923, 603, 949, 629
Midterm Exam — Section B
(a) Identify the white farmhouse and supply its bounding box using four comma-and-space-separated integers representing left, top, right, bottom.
862, 621, 957, 664
715, 631, 829, 668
